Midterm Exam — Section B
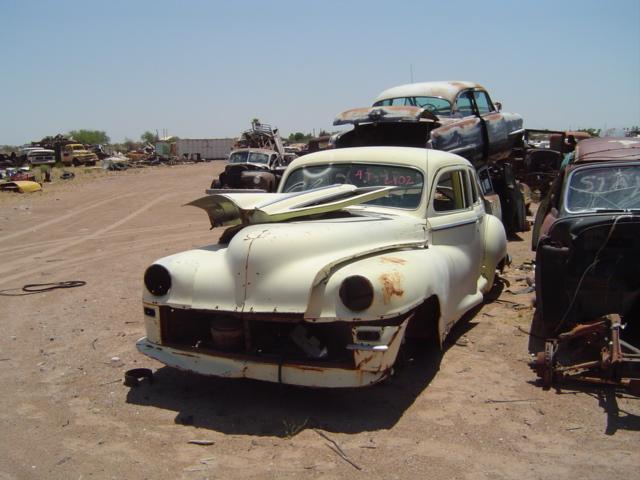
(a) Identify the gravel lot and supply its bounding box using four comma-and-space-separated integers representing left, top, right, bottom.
0, 162, 638, 479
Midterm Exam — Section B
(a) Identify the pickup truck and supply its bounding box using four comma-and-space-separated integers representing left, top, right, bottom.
61, 144, 98, 166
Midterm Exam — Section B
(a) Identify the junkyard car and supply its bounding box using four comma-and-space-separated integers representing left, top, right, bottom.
61, 143, 98, 166
210, 121, 296, 192
529, 137, 640, 391
210, 147, 296, 192
26, 148, 56, 166
138, 146, 507, 388
333, 81, 527, 234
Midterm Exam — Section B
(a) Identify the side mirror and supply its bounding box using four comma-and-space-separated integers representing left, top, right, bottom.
495, 101, 502, 112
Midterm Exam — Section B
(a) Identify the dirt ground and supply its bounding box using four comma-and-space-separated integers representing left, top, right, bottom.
0, 162, 638, 480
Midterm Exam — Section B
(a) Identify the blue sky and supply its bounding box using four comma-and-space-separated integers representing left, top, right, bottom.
1, 0, 638, 145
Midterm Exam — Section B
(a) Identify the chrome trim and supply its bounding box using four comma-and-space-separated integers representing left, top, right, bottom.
431, 217, 478, 231
449, 144, 476, 155
346, 344, 389, 352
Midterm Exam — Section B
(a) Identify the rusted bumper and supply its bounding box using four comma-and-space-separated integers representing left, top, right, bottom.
136, 324, 405, 388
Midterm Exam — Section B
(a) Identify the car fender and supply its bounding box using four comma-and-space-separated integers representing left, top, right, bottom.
304, 247, 456, 338
481, 213, 508, 291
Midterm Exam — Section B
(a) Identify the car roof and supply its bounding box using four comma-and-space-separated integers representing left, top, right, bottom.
284, 146, 471, 174
374, 81, 485, 105
573, 137, 640, 165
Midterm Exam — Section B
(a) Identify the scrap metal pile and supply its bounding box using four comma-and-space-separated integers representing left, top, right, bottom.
234, 120, 285, 154
530, 315, 640, 395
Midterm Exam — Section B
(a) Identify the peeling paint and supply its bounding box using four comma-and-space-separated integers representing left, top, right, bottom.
379, 271, 404, 304
380, 256, 407, 265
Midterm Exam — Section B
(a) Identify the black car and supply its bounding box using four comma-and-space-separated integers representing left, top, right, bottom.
529, 137, 640, 393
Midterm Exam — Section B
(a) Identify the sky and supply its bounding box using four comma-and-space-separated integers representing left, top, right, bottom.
1, 0, 639, 145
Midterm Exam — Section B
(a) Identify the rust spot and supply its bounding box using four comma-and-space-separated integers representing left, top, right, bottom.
379, 271, 404, 304
380, 256, 407, 265
356, 352, 376, 369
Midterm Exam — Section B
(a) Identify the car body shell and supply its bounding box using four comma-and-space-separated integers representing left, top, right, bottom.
530, 137, 640, 346
61, 144, 98, 166
26, 148, 56, 166
0, 180, 42, 193
138, 146, 507, 387
333, 81, 527, 233
210, 148, 298, 192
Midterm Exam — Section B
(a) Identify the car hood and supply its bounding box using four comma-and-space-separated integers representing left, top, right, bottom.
149, 206, 427, 317
188, 184, 397, 227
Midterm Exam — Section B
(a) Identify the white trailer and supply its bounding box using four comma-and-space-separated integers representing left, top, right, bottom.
176, 138, 235, 160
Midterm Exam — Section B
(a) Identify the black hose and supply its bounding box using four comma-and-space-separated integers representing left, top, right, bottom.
0, 281, 86, 296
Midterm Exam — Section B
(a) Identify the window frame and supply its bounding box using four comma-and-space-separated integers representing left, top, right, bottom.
432, 167, 476, 214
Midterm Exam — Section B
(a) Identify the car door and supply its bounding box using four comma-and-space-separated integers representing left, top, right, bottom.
450, 90, 485, 165
428, 166, 484, 328
472, 89, 509, 162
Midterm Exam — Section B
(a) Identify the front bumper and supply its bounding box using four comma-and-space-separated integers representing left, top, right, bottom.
136, 337, 393, 388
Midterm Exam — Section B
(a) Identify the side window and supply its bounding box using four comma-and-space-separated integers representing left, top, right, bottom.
473, 91, 494, 115
476, 166, 494, 195
391, 98, 411, 106
462, 170, 478, 205
455, 91, 474, 117
469, 171, 480, 204
433, 170, 470, 212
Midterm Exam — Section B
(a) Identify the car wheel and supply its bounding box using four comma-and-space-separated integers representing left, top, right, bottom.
72, 158, 80, 167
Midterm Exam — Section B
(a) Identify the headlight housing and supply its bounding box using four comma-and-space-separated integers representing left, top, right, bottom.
339, 275, 374, 311
144, 264, 171, 296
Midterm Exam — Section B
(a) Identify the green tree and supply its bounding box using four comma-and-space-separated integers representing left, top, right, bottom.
140, 131, 158, 144
68, 129, 110, 144
288, 132, 313, 142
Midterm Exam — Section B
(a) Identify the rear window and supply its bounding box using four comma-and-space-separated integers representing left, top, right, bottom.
373, 97, 451, 115
565, 164, 640, 212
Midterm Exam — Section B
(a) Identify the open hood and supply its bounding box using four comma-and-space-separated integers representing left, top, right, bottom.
333, 106, 439, 126
188, 184, 396, 228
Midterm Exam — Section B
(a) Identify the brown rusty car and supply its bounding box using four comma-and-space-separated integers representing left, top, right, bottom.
529, 137, 640, 393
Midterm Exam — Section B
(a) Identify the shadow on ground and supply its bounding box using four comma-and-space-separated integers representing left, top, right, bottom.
126, 308, 481, 437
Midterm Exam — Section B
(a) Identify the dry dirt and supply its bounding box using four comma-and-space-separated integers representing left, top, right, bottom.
0, 162, 638, 480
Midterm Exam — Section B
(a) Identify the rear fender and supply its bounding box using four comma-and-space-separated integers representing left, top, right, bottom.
481, 214, 508, 291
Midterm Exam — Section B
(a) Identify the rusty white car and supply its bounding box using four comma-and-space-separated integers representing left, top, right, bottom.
137, 146, 507, 388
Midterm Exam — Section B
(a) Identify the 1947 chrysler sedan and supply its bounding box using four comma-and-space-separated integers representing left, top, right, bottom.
137, 146, 507, 387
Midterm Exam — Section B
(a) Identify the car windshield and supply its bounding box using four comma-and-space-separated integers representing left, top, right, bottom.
229, 151, 269, 164
72, 145, 84, 151
282, 163, 424, 209
373, 96, 451, 115
565, 164, 640, 212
